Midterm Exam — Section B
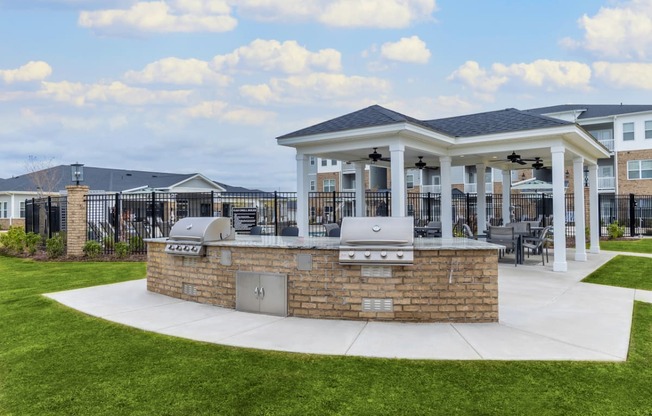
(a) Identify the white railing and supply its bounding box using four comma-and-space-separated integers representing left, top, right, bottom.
464, 183, 493, 194
421, 184, 442, 193
598, 176, 615, 190
598, 138, 614, 152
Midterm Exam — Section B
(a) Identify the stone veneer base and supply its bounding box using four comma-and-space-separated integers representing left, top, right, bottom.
146, 236, 499, 323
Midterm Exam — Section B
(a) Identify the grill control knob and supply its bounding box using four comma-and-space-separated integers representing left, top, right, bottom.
191, 246, 199, 252
183, 246, 190, 251
364, 250, 371, 258
380, 250, 387, 258
348, 250, 355, 258
397, 250, 404, 258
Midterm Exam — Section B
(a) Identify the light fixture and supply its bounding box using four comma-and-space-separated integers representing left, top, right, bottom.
71, 162, 84, 186
584, 166, 589, 187
521, 172, 526, 181
415, 156, 426, 170
565, 169, 570, 180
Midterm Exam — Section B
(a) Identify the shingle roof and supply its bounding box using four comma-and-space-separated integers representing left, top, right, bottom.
277, 105, 441, 139
0, 166, 255, 193
278, 105, 574, 141
525, 104, 652, 119
423, 108, 572, 137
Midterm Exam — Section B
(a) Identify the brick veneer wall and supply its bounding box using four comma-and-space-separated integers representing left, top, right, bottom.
617, 149, 652, 194
66, 185, 89, 256
147, 241, 498, 323
0, 218, 24, 229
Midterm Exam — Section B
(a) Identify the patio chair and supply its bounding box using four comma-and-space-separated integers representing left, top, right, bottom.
323, 223, 340, 237
487, 226, 518, 266
426, 221, 442, 237
462, 223, 474, 239
280, 226, 299, 236
522, 226, 552, 265
250, 225, 263, 235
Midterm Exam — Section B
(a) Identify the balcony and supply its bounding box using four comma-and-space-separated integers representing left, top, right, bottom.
464, 183, 493, 194
598, 176, 615, 190
597, 138, 614, 152
421, 184, 442, 193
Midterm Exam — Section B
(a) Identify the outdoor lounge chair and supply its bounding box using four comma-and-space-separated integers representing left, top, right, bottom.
487, 226, 518, 266
323, 223, 340, 237
281, 226, 299, 236
522, 226, 552, 265
249, 225, 263, 235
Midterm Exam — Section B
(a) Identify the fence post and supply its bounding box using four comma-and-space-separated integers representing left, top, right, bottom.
114, 193, 121, 243
427, 192, 432, 222
47, 196, 52, 239
31, 198, 36, 233
630, 193, 637, 237
385, 191, 390, 217
151, 191, 156, 238
598, 194, 602, 238
274, 191, 279, 236
65, 185, 90, 257
332, 191, 337, 224
210, 191, 215, 217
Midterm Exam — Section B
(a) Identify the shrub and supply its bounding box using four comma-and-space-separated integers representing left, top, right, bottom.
25, 232, 42, 255
46, 235, 65, 259
128, 236, 144, 253
0, 227, 27, 254
114, 241, 129, 258
607, 221, 625, 240
103, 236, 115, 250
83, 240, 102, 258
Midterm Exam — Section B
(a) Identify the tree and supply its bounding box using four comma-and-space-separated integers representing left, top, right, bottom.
24, 155, 61, 198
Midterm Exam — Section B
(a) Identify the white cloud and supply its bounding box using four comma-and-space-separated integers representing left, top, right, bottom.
448, 61, 507, 100
385, 95, 475, 119
593, 61, 652, 89
562, 0, 652, 59
492, 60, 592, 90
213, 39, 342, 74
448, 59, 591, 101
233, 0, 436, 28
0, 61, 52, 83
39, 80, 191, 106
380, 35, 431, 64
180, 100, 276, 125
124, 57, 231, 86
240, 73, 391, 105
78, 0, 237, 35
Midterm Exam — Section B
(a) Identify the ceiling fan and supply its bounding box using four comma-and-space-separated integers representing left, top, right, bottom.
414, 156, 438, 170
494, 151, 542, 166
531, 157, 544, 170
368, 148, 390, 163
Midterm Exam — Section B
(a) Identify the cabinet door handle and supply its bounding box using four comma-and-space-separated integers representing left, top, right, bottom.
260, 287, 265, 299
254, 286, 260, 298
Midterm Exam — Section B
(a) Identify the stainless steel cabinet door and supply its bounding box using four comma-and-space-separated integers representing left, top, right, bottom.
236, 272, 261, 314
258, 272, 287, 317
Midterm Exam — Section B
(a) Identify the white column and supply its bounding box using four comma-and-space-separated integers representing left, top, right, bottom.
389, 143, 406, 217
10, 193, 15, 226
502, 170, 511, 226
295, 152, 310, 237
588, 164, 600, 254
353, 162, 366, 217
573, 157, 587, 261
476, 163, 487, 233
551, 147, 567, 272
440, 156, 453, 239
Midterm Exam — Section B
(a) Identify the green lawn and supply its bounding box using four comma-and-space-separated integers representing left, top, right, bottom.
2, 256, 652, 415
601, 238, 652, 254
583, 255, 652, 291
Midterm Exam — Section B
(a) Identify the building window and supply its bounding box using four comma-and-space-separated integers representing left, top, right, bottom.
627, 160, 652, 179
331, 159, 337, 166
406, 174, 414, 189
320, 158, 327, 166
323, 179, 335, 192
310, 156, 316, 165
1, 202, 7, 218
309, 180, 315, 191
623, 122, 635, 141
20, 201, 25, 218
646, 121, 652, 139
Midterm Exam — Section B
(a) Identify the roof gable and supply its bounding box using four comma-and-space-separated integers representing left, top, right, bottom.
277, 104, 442, 140
525, 104, 652, 119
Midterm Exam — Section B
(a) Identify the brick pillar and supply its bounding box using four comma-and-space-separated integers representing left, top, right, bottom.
66, 185, 89, 256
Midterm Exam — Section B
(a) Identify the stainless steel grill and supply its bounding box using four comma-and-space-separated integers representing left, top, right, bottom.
339, 217, 414, 265
165, 217, 235, 256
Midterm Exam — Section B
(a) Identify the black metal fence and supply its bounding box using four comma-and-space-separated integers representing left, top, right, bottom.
24, 196, 67, 239
24, 191, 652, 255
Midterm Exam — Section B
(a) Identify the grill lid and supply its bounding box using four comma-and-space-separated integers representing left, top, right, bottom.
340, 217, 414, 246
168, 217, 235, 244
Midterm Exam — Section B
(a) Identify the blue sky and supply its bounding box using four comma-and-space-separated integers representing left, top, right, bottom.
2, 0, 652, 191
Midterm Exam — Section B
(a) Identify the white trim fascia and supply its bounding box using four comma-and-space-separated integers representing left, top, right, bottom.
122, 185, 149, 193
579, 109, 652, 124
277, 122, 455, 148
171, 173, 225, 192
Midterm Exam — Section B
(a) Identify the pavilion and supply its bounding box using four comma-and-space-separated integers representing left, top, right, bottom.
277, 105, 610, 272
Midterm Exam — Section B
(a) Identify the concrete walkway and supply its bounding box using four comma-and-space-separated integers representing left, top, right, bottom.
45, 250, 649, 361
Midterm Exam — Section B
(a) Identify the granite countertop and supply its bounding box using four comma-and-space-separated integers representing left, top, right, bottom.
147, 236, 502, 250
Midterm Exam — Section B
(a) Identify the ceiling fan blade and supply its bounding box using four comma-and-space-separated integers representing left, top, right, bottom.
517, 160, 527, 165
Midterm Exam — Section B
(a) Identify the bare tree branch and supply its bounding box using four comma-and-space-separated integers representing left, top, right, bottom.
24, 156, 61, 198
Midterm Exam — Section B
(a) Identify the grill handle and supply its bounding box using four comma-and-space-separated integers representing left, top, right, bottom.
342, 239, 411, 245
